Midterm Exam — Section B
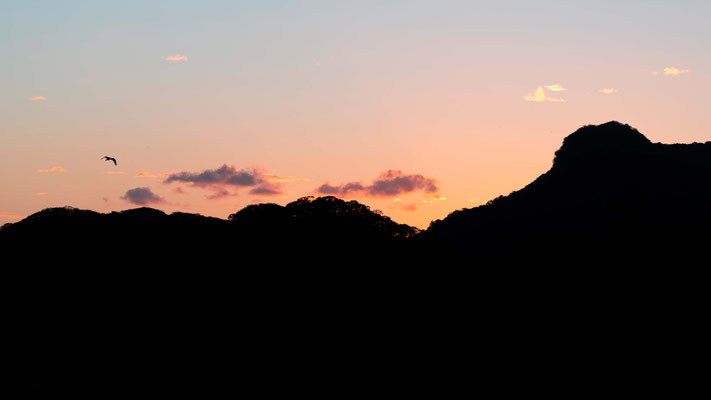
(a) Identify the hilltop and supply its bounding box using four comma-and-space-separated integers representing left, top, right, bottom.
425, 121, 711, 265
2, 121, 709, 267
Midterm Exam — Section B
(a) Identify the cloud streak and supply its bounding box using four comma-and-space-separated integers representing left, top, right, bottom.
316, 170, 439, 199
135, 171, 166, 178
0, 211, 26, 220
121, 187, 165, 205
598, 88, 618, 94
249, 183, 283, 197
163, 54, 188, 62
400, 203, 418, 212
36, 166, 66, 173
544, 84, 568, 92
29, 96, 46, 101
264, 175, 310, 183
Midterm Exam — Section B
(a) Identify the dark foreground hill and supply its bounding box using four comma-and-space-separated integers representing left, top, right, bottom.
0, 195, 420, 266
425, 121, 711, 265
2, 121, 709, 371
2, 121, 709, 269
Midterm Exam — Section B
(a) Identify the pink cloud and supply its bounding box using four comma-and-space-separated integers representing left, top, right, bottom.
30, 96, 46, 101
163, 54, 188, 62
316, 170, 440, 198
164, 164, 294, 199
121, 187, 165, 205
401, 203, 418, 212
249, 182, 284, 197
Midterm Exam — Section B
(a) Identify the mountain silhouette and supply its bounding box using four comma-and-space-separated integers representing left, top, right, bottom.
3, 121, 708, 364
2, 121, 709, 268
425, 121, 711, 265
0, 196, 417, 266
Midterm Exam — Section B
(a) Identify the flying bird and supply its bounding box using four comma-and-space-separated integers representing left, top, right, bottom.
101, 156, 117, 165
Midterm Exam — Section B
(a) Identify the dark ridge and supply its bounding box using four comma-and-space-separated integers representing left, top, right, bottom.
425, 121, 711, 266
2, 121, 709, 271
0, 195, 419, 266
2, 121, 709, 356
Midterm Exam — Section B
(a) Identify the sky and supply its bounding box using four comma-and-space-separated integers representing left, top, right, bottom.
2, 0, 710, 228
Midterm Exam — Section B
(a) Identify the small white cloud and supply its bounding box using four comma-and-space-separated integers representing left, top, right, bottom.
544, 84, 568, 92
598, 88, 618, 94
663, 67, 689, 76
524, 86, 565, 103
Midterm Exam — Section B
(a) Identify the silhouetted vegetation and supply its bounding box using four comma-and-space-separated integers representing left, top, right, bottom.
3, 120, 710, 360
2, 121, 709, 271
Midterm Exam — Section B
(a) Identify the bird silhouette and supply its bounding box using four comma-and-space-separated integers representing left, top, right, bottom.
101, 156, 117, 165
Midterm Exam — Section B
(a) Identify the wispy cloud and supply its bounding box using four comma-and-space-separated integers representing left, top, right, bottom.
544, 84, 568, 92
400, 203, 418, 212
36, 166, 66, 173
135, 171, 166, 178
264, 175, 310, 183
29, 96, 46, 101
205, 187, 234, 200
663, 67, 689, 76
105, 171, 127, 175
316, 170, 440, 199
163, 54, 188, 62
0, 211, 25, 220
121, 187, 165, 205
36, 192, 47, 196
598, 88, 618, 94
524, 86, 565, 103
249, 183, 283, 197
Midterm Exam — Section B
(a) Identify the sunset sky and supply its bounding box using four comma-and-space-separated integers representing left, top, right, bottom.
2, 0, 710, 228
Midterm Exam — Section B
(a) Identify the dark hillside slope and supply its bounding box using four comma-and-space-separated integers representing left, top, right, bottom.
425, 121, 711, 265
